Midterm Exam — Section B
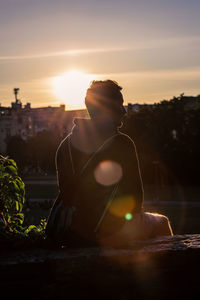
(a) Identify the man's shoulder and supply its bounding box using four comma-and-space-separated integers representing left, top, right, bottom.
115, 132, 136, 148
56, 134, 71, 157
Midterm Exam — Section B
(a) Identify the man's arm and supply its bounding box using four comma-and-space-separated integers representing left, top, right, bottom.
45, 138, 69, 238
55, 140, 66, 194
126, 137, 144, 213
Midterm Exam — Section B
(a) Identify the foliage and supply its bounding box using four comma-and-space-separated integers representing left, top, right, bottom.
6, 130, 61, 175
4, 94, 200, 186
6, 136, 27, 170
0, 155, 47, 244
122, 95, 200, 185
0, 155, 24, 226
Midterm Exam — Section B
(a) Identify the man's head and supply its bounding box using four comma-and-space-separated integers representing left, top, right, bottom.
85, 80, 126, 127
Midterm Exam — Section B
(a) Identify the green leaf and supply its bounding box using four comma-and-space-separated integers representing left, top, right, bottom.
24, 225, 35, 234
11, 213, 24, 226
0, 165, 5, 172
15, 201, 19, 212
5, 165, 18, 175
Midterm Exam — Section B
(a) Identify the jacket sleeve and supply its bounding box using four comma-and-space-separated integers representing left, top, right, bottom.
56, 140, 67, 195
45, 137, 70, 238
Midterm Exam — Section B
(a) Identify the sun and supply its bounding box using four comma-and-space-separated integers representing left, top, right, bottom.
52, 70, 95, 110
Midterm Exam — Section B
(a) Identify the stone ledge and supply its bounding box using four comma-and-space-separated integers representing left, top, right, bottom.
1, 234, 200, 265
0, 234, 200, 299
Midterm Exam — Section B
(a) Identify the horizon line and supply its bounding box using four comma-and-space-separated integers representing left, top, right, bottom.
1, 92, 200, 111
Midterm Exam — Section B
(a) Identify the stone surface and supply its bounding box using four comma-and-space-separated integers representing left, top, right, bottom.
1, 234, 200, 299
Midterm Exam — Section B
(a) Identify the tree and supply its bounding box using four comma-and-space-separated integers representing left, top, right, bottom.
121, 95, 200, 185
6, 135, 27, 170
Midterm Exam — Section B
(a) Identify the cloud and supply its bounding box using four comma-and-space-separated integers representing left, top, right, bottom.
104, 67, 200, 79
0, 47, 131, 61
1, 36, 199, 61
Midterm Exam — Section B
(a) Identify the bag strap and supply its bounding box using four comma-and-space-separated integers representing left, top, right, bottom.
67, 133, 121, 232
68, 133, 120, 177
94, 183, 119, 233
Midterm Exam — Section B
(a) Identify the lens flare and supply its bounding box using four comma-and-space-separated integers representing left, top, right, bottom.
125, 213, 133, 221
94, 160, 122, 186
109, 195, 135, 218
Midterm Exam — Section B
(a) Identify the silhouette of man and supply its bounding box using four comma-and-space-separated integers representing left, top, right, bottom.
46, 80, 172, 246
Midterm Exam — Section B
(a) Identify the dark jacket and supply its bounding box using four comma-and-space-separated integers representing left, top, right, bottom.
46, 118, 144, 243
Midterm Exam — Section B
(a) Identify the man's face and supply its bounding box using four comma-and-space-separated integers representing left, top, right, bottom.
105, 100, 126, 127
85, 88, 126, 125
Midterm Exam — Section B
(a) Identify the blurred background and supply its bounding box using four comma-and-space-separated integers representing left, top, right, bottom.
1, 90, 200, 234
1, 0, 200, 235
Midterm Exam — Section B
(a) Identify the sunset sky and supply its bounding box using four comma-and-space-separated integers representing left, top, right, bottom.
1, 0, 200, 109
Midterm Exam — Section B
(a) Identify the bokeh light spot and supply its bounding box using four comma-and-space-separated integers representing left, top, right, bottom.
94, 160, 123, 186
125, 213, 133, 221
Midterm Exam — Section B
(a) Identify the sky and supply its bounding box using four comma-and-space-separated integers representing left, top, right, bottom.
0, 0, 200, 109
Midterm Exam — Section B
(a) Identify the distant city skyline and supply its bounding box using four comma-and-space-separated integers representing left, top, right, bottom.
1, 0, 200, 109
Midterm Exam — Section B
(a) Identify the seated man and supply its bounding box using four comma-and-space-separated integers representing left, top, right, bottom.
46, 80, 173, 247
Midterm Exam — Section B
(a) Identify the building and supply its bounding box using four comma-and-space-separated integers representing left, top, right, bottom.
0, 89, 88, 154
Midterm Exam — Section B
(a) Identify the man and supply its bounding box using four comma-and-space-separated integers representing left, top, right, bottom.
46, 80, 172, 246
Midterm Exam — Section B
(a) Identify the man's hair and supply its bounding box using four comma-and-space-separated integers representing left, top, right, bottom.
89, 80, 122, 94
85, 80, 123, 118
